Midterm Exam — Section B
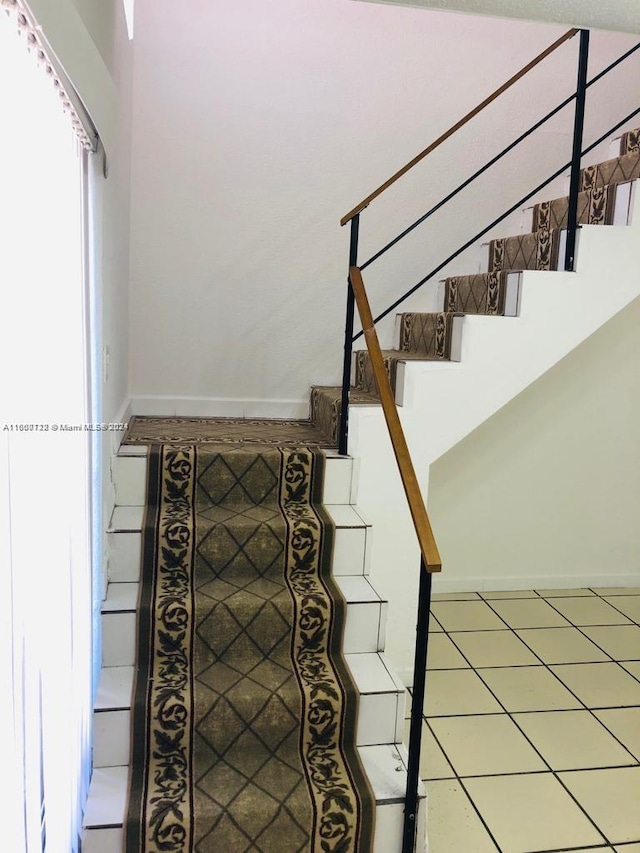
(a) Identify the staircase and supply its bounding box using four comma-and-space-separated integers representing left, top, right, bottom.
83, 446, 427, 852
309, 130, 640, 447
83, 127, 640, 852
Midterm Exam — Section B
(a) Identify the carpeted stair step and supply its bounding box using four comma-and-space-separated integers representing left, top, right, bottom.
531, 185, 617, 231
354, 347, 448, 397
398, 311, 457, 357
441, 271, 512, 315
488, 226, 562, 272
310, 384, 380, 445
579, 146, 640, 191
620, 127, 640, 155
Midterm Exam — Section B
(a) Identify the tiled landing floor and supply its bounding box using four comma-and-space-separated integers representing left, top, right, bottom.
411, 587, 640, 853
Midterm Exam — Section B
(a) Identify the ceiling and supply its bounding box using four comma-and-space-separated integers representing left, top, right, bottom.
356, 0, 640, 34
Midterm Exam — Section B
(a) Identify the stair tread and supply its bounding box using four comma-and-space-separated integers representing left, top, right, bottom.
335, 574, 384, 603
344, 652, 403, 694
108, 505, 145, 532
326, 503, 370, 528
102, 582, 139, 613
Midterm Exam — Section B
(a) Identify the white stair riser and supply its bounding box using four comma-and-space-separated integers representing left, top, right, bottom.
107, 531, 141, 582
357, 691, 405, 746
101, 612, 136, 667
113, 454, 356, 507
332, 525, 371, 576
342, 600, 388, 654
93, 710, 131, 768
81, 828, 124, 853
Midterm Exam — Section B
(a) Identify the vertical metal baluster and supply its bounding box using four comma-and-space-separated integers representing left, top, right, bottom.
565, 28, 590, 272
402, 561, 433, 853
338, 214, 359, 456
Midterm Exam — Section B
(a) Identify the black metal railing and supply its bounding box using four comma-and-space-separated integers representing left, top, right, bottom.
337, 27, 640, 853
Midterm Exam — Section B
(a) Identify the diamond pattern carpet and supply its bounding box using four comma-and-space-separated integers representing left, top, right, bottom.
126, 445, 374, 852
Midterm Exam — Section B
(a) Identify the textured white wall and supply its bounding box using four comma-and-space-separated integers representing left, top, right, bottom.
428, 295, 640, 588
128, 0, 640, 412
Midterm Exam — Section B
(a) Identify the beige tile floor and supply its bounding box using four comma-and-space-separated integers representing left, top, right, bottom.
412, 587, 640, 853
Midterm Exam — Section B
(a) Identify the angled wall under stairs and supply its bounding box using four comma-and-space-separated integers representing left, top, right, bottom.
310, 135, 640, 678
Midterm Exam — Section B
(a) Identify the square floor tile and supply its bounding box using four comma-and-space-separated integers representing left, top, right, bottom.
560, 767, 640, 844
403, 719, 454, 780
423, 669, 502, 717
480, 590, 539, 599
551, 663, 640, 708
549, 596, 633, 626
513, 710, 637, 770
516, 627, 610, 664
430, 601, 507, 632
426, 780, 499, 852
463, 773, 606, 852
621, 661, 640, 680
594, 708, 640, 760
594, 587, 640, 596
614, 845, 640, 852
488, 598, 570, 629
427, 633, 469, 669
536, 588, 595, 597
478, 666, 582, 712
431, 592, 481, 601
605, 596, 640, 623
430, 714, 545, 776
449, 630, 540, 668
582, 626, 640, 660
429, 614, 444, 633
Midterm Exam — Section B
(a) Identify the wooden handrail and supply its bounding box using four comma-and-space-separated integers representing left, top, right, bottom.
341, 27, 578, 227
349, 265, 441, 572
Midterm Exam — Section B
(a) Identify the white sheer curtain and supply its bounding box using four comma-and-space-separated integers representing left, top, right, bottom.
0, 6, 94, 852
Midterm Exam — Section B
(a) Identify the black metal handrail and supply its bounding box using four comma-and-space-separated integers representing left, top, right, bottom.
336, 29, 640, 853
359, 38, 640, 273
353, 101, 640, 340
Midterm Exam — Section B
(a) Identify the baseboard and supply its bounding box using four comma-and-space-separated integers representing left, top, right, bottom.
129, 395, 310, 420
111, 398, 133, 455
431, 572, 640, 594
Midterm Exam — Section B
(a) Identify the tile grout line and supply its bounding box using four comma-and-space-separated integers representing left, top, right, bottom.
424, 591, 639, 850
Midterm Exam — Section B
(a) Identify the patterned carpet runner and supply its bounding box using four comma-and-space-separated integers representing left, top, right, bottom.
126, 444, 374, 852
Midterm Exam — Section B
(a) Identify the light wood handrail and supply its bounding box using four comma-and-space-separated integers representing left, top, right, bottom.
340, 27, 579, 227
349, 265, 441, 572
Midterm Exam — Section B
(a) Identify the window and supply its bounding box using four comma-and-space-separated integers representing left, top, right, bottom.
0, 6, 95, 851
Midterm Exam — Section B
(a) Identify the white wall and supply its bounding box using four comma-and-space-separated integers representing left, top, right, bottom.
428, 294, 640, 589
128, 0, 640, 414
85, 1, 133, 576
358, 0, 640, 36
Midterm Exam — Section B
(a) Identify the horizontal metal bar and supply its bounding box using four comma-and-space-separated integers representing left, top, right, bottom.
360, 94, 576, 271
353, 101, 640, 339
359, 38, 640, 273
340, 28, 578, 226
